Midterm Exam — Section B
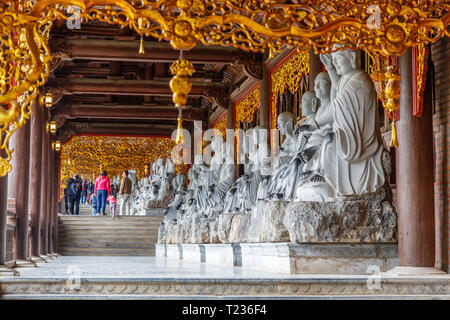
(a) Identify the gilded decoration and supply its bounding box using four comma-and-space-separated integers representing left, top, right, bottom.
0, 0, 449, 176
234, 85, 261, 129
270, 49, 310, 130
59, 135, 188, 191
213, 111, 227, 138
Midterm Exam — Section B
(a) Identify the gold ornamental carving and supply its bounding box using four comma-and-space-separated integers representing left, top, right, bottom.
59, 135, 179, 188
0, 1, 449, 176
270, 49, 310, 130
234, 85, 261, 129
213, 112, 227, 138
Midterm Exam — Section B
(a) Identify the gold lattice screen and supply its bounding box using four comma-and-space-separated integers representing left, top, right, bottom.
59, 135, 188, 189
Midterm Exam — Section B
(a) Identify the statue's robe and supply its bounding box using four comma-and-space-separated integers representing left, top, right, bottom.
323, 69, 385, 196
266, 116, 317, 200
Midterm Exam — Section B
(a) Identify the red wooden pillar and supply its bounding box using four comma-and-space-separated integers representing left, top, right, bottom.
39, 110, 49, 256
395, 48, 438, 272
29, 100, 43, 260
7, 118, 31, 262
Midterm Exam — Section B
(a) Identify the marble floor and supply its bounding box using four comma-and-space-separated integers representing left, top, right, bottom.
5, 256, 450, 281
1, 256, 449, 299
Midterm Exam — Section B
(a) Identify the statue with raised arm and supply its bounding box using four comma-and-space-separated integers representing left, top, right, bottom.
317, 47, 385, 197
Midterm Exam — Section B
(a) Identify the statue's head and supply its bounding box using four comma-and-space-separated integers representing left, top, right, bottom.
314, 71, 332, 101
331, 46, 358, 75
301, 91, 318, 117
277, 112, 295, 136
251, 126, 265, 145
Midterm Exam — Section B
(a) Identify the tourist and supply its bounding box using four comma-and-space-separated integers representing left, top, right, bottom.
107, 194, 117, 218
94, 170, 111, 215
68, 174, 82, 215
119, 170, 132, 216
90, 193, 98, 216
81, 179, 88, 204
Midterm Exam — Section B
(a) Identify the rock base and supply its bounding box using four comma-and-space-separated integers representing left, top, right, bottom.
247, 201, 290, 242
284, 197, 397, 243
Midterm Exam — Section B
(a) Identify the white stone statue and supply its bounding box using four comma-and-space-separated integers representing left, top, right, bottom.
266, 91, 321, 201
223, 126, 270, 213
274, 112, 297, 168
316, 48, 385, 197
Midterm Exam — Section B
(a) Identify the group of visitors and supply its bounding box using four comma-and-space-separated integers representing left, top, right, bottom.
63, 169, 133, 218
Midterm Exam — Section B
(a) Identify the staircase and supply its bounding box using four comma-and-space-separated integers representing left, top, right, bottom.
57, 205, 163, 256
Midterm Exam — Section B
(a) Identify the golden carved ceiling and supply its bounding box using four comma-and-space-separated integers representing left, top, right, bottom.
213, 111, 227, 138
60, 135, 177, 186
234, 84, 261, 130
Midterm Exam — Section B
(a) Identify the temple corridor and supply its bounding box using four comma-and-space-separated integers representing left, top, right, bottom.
0, 1, 449, 301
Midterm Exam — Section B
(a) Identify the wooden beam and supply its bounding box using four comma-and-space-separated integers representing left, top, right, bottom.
48, 78, 228, 97
51, 39, 260, 65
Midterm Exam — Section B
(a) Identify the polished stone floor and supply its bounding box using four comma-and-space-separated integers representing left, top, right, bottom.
7, 256, 450, 281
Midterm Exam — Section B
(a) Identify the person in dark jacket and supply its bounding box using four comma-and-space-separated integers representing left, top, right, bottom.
68, 175, 82, 215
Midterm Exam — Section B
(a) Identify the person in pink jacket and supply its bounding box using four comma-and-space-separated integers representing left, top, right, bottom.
94, 170, 111, 215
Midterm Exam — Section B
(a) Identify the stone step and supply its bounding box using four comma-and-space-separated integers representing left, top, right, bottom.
59, 233, 159, 239
59, 216, 163, 221
59, 226, 158, 234
58, 248, 155, 256
58, 241, 156, 248
57, 210, 161, 256
58, 229, 158, 237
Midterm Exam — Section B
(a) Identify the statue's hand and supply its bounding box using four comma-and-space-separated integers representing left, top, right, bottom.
298, 124, 312, 133
320, 53, 334, 71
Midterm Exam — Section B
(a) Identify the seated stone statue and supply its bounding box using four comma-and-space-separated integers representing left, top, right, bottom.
205, 140, 236, 215
273, 112, 298, 168
223, 126, 269, 213
266, 91, 320, 201
223, 131, 252, 213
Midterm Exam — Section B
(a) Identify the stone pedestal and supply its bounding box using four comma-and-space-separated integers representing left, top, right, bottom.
204, 244, 241, 267
247, 201, 290, 242
240, 243, 398, 274
182, 244, 206, 262
155, 244, 166, 258
166, 244, 182, 259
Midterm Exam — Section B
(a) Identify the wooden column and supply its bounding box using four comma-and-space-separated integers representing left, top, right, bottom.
259, 55, 270, 130
47, 141, 54, 254
308, 49, 322, 90
39, 110, 49, 256
29, 100, 43, 258
52, 152, 59, 253
7, 119, 31, 260
396, 48, 435, 267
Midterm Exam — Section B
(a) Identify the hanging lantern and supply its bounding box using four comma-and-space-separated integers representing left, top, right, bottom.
44, 92, 53, 108
49, 121, 56, 134
54, 140, 61, 152
169, 51, 194, 144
